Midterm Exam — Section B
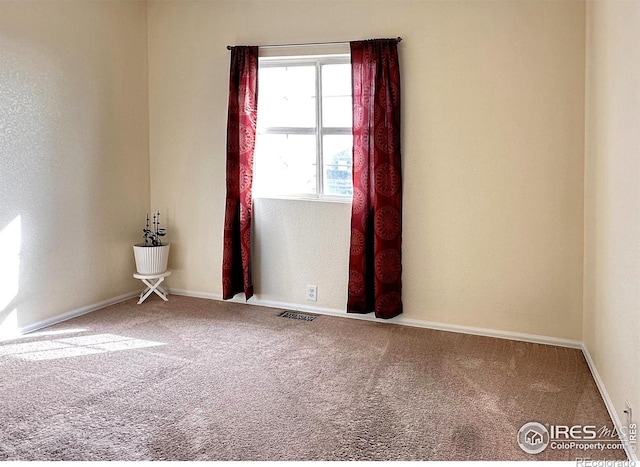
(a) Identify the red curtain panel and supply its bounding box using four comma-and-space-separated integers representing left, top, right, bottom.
222, 46, 258, 300
348, 39, 403, 319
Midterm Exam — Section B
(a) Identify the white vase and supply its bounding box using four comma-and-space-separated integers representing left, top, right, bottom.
133, 244, 170, 275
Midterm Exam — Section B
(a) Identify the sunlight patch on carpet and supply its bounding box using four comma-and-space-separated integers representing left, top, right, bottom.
0, 333, 165, 361
8, 328, 87, 341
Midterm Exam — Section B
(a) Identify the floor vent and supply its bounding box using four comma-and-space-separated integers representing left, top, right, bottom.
279, 311, 318, 322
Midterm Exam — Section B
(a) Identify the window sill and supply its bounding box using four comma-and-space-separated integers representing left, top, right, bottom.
253, 194, 353, 204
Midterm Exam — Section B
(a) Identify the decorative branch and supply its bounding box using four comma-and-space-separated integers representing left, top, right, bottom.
142, 211, 167, 246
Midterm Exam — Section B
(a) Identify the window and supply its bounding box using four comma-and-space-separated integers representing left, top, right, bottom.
253, 55, 353, 200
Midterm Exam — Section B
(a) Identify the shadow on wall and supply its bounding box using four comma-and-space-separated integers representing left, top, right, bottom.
0, 37, 58, 338
0, 215, 21, 340
0, 7, 144, 334
0, 29, 69, 337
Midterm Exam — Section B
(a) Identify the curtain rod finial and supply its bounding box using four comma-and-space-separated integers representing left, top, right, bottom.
397, 37, 402, 43
227, 45, 232, 50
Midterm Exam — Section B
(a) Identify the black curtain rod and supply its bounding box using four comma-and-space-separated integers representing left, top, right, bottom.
226, 37, 402, 51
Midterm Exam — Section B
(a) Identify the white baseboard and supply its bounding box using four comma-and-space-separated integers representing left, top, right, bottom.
169, 288, 582, 349
582, 345, 638, 462
7, 291, 139, 340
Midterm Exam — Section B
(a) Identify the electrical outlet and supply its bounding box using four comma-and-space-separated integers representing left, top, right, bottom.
306, 285, 317, 301
624, 400, 633, 426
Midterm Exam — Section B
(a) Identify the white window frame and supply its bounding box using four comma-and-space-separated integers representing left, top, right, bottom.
255, 54, 353, 203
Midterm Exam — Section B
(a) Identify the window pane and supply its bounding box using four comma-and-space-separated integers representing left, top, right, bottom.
323, 96, 352, 128
254, 134, 317, 195
323, 135, 353, 196
258, 66, 316, 128
322, 64, 351, 96
322, 64, 352, 128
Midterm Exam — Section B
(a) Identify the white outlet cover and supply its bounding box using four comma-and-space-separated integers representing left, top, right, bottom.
306, 285, 317, 301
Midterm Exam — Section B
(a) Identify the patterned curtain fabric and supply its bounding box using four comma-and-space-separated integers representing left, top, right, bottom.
348, 39, 403, 319
222, 46, 258, 300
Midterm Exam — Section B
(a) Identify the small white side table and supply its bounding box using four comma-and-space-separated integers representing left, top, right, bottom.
133, 270, 171, 304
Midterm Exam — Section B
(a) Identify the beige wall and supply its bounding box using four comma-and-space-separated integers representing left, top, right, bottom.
584, 0, 640, 444
0, 1, 150, 336
2, 0, 634, 442
148, 0, 586, 340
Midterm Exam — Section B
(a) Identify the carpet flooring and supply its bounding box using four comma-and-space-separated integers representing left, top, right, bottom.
0, 295, 627, 461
